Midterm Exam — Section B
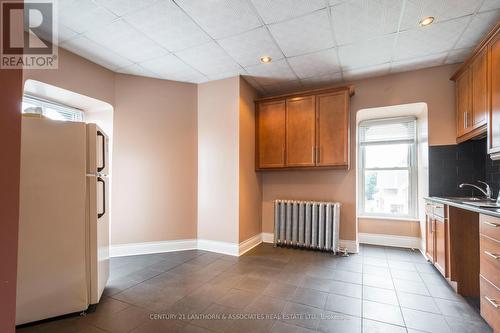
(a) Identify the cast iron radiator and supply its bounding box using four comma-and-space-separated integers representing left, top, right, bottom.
274, 200, 341, 253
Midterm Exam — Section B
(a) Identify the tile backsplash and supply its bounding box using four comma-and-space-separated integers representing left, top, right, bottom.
429, 138, 500, 198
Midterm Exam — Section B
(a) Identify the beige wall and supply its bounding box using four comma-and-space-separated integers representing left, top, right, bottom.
0, 15, 23, 330
197, 77, 240, 243
24, 49, 199, 245
23, 48, 115, 106
112, 74, 198, 244
262, 64, 459, 241
239, 78, 262, 242
358, 218, 421, 237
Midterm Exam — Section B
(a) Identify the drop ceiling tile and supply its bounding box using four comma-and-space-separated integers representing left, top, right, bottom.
218, 27, 283, 67
331, 0, 402, 45
140, 54, 207, 83
85, 19, 168, 63
480, 0, 500, 12
391, 52, 446, 73
60, 36, 133, 71
445, 48, 473, 64
59, 0, 118, 34
269, 9, 334, 57
400, 0, 482, 31
338, 34, 395, 70
57, 24, 79, 44
245, 59, 297, 85
175, 0, 261, 39
249, 0, 326, 24
175, 42, 242, 76
241, 75, 265, 92
394, 17, 468, 61
300, 71, 343, 89
329, 0, 346, 5
343, 63, 391, 81
95, 0, 158, 17
123, 0, 210, 52
262, 80, 303, 96
455, 10, 500, 49
116, 64, 156, 78
287, 49, 341, 79
206, 70, 247, 81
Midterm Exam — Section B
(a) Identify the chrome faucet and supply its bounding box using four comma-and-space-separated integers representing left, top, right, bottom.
459, 181, 492, 199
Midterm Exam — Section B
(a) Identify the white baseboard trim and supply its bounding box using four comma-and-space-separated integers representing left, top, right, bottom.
110, 233, 360, 257
110, 239, 197, 257
262, 232, 274, 243
340, 239, 359, 254
197, 239, 239, 256
358, 232, 421, 249
257, 232, 359, 254
239, 233, 263, 255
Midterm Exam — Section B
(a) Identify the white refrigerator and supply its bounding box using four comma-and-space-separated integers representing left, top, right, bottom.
16, 117, 110, 325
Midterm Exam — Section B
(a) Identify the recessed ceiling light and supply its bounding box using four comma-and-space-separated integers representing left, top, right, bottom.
260, 56, 272, 64
419, 16, 435, 27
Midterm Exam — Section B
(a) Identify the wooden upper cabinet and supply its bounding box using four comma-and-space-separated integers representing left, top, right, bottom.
471, 48, 488, 128
317, 91, 349, 167
255, 86, 353, 170
256, 100, 286, 168
489, 28, 500, 157
455, 69, 471, 138
452, 23, 499, 145
286, 96, 316, 167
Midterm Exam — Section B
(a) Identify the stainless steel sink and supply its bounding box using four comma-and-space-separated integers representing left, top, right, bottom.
442, 196, 489, 202
441, 197, 500, 208
462, 201, 500, 208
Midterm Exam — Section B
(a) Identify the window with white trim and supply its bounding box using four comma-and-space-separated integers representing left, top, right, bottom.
22, 95, 84, 122
358, 117, 418, 218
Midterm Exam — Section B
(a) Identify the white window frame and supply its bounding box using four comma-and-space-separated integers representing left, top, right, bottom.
22, 95, 84, 122
358, 117, 418, 219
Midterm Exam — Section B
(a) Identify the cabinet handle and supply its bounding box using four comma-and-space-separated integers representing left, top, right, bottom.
316, 147, 320, 165
482, 221, 500, 228
282, 146, 286, 165
312, 146, 315, 163
484, 251, 499, 260
485, 296, 499, 308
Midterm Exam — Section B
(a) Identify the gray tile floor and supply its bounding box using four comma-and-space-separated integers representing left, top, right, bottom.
17, 244, 492, 333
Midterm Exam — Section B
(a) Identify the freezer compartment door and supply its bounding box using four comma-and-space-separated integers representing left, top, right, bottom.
87, 175, 110, 304
86, 123, 109, 175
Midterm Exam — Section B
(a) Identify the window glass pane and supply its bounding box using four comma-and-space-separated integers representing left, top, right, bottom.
364, 170, 409, 215
365, 144, 409, 168
43, 106, 69, 121
360, 120, 415, 143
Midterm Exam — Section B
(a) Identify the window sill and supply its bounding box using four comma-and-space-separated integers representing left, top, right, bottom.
357, 216, 420, 222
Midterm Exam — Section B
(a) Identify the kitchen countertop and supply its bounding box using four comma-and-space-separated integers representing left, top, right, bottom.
425, 196, 500, 218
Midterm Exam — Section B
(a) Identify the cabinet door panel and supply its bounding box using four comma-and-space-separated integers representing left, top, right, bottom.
489, 32, 500, 153
286, 96, 316, 167
257, 101, 286, 168
471, 48, 488, 128
456, 70, 471, 137
317, 92, 349, 167
435, 218, 447, 277
426, 215, 435, 261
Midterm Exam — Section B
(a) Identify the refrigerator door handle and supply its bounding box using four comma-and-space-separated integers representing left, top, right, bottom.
97, 177, 106, 219
97, 130, 106, 173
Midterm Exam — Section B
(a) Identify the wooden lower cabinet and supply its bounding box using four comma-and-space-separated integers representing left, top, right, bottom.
434, 218, 447, 277
424, 201, 480, 296
425, 202, 448, 277
479, 214, 500, 333
425, 214, 435, 261
480, 276, 500, 332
